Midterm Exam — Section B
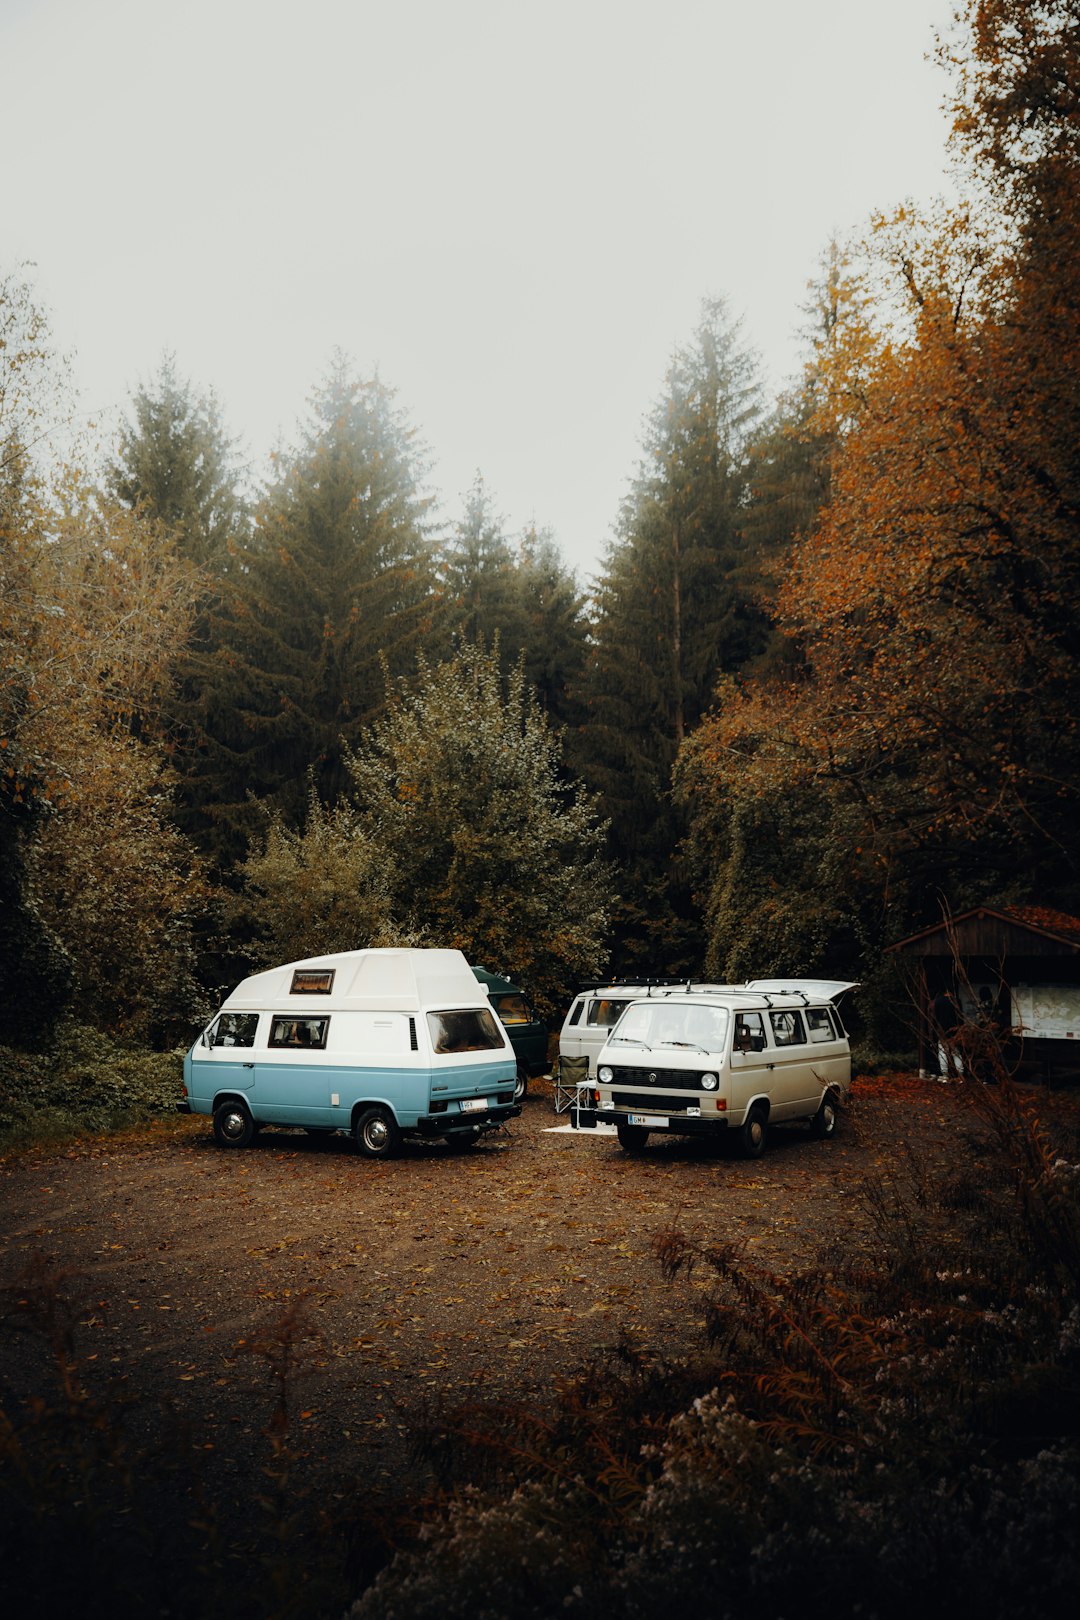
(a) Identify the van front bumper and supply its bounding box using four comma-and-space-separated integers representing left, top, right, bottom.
604, 1107, 729, 1137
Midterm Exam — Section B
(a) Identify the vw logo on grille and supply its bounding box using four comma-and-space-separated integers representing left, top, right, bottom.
648, 1072, 658, 1084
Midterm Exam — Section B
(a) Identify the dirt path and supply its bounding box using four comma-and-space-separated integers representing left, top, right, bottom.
0, 1079, 938, 1492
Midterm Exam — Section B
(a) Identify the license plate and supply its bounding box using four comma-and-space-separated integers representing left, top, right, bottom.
461, 1097, 489, 1114
629, 1113, 666, 1126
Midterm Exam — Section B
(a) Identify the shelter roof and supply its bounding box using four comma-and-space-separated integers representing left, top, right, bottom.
888, 905, 1080, 956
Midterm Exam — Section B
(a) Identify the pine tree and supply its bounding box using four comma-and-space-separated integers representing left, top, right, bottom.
512, 522, 590, 730
440, 472, 525, 645
106, 354, 248, 567
582, 298, 763, 874
178, 357, 444, 863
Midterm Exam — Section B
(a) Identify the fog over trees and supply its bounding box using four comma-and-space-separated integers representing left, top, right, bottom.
2, 0, 1078, 1052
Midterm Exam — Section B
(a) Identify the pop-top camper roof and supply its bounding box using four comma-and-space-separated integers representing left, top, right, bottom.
222, 948, 489, 1014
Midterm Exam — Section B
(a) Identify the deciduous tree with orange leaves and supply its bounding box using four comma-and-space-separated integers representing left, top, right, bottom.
678, 0, 1080, 985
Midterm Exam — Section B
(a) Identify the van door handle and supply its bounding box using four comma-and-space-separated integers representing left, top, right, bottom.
243, 1062, 254, 1069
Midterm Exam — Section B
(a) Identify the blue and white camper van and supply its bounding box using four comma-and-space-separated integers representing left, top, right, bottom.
179, 948, 521, 1155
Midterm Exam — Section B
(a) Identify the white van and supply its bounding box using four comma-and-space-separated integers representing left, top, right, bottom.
179, 948, 520, 1156
593, 981, 855, 1157
559, 980, 742, 1076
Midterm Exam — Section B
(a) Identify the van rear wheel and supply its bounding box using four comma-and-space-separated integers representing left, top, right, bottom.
739, 1104, 768, 1159
355, 1106, 401, 1159
809, 1092, 839, 1139
213, 1099, 255, 1149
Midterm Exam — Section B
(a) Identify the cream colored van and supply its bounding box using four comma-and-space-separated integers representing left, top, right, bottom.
559, 980, 740, 1075
593, 981, 855, 1158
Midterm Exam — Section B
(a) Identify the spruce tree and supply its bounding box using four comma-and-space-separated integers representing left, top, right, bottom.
512, 523, 590, 730
440, 472, 524, 646
107, 354, 248, 567
583, 299, 763, 881
179, 357, 443, 863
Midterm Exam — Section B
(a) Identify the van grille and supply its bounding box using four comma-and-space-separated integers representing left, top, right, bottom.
608, 1066, 708, 1091
612, 1090, 699, 1114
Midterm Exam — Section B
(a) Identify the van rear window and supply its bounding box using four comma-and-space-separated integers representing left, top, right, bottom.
269, 1017, 329, 1050
427, 1008, 504, 1054
806, 1007, 837, 1042
494, 994, 530, 1025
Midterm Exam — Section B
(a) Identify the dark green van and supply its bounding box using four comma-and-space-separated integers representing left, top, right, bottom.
472, 967, 548, 1101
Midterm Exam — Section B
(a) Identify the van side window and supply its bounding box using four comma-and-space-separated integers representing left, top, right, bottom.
806, 1007, 837, 1043
567, 1000, 584, 1026
769, 1010, 807, 1047
269, 1017, 329, 1050
589, 998, 628, 1028
733, 1012, 765, 1052
210, 1013, 259, 1048
427, 1008, 504, 1053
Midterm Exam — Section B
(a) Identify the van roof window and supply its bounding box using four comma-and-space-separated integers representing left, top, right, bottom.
290, 969, 335, 995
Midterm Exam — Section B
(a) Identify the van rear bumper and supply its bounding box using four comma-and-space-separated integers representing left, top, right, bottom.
417, 1103, 521, 1137
176, 1100, 192, 1114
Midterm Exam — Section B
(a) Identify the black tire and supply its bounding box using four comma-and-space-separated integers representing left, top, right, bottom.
355, 1106, 401, 1159
514, 1064, 529, 1103
617, 1123, 650, 1153
809, 1092, 839, 1139
213, 1098, 255, 1149
739, 1103, 768, 1160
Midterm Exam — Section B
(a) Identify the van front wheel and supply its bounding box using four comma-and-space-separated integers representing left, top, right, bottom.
739, 1104, 768, 1159
213, 1099, 255, 1149
617, 1124, 649, 1153
355, 1106, 401, 1159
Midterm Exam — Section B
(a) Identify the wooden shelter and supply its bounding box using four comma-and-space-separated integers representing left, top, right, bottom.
887, 905, 1080, 1080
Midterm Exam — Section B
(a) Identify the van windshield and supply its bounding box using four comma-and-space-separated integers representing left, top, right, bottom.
427, 1008, 505, 1054
611, 1002, 729, 1053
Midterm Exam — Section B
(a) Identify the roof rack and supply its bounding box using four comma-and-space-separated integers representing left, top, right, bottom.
571, 978, 687, 993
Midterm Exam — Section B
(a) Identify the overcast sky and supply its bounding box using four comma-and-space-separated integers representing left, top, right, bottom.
3, 0, 958, 578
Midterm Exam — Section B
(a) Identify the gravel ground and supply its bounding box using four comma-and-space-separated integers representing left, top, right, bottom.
1, 1071, 1042, 1613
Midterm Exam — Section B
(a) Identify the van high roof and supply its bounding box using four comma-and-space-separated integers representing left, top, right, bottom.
222, 948, 489, 1014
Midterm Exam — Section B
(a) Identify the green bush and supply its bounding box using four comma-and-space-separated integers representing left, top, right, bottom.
0, 1023, 183, 1143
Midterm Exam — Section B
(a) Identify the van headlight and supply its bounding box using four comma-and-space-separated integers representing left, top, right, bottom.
700, 1072, 719, 1090
598, 1065, 613, 1084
